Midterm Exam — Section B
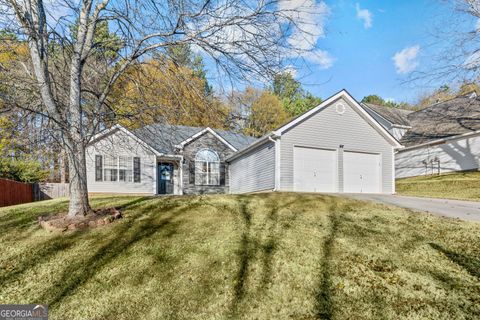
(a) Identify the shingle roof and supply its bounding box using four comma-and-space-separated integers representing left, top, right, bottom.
363, 103, 413, 127
400, 96, 480, 146
133, 123, 257, 154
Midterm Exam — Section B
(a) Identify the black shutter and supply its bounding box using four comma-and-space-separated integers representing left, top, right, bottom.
95, 155, 103, 181
133, 157, 141, 182
189, 161, 195, 185
220, 162, 226, 186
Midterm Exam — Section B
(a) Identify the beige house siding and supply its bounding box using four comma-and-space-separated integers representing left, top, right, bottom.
86, 129, 157, 194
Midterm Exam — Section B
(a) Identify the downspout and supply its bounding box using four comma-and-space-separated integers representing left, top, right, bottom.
268, 135, 280, 191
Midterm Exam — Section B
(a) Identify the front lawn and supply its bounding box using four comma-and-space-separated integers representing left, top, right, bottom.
0, 193, 479, 319
396, 171, 480, 201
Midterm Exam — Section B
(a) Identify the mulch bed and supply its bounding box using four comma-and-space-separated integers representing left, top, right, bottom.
38, 208, 122, 232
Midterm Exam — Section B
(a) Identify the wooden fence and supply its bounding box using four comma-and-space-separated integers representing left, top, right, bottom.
0, 178, 33, 207
33, 183, 69, 201
0, 179, 70, 207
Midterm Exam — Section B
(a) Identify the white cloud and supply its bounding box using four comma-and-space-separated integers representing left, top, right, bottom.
278, 0, 330, 51
464, 51, 480, 69
356, 3, 373, 29
392, 45, 420, 74
284, 65, 298, 77
305, 50, 335, 69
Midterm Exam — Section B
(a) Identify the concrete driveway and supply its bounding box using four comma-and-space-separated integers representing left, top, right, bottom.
341, 194, 480, 222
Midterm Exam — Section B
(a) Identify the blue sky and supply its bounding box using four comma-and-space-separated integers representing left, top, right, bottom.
203, 0, 476, 104
291, 0, 469, 104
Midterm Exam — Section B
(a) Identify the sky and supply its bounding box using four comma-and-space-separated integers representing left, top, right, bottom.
202, 0, 477, 104
284, 0, 476, 104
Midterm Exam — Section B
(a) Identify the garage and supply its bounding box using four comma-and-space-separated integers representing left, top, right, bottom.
293, 146, 337, 192
343, 151, 380, 193
227, 90, 401, 195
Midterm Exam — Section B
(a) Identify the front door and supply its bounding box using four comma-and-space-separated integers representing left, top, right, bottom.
158, 163, 174, 194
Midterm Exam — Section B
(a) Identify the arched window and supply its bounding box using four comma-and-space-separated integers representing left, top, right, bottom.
195, 149, 220, 186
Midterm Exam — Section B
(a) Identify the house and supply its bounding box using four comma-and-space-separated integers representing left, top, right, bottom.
227, 90, 401, 194
86, 90, 401, 195
86, 124, 256, 195
394, 93, 480, 178
362, 103, 413, 140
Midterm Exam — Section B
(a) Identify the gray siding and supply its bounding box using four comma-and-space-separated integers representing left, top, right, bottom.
229, 141, 275, 193
396, 134, 480, 178
280, 97, 394, 193
180, 131, 235, 194
86, 129, 157, 194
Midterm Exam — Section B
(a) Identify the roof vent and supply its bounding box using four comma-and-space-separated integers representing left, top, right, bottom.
469, 91, 477, 99
336, 103, 346, 114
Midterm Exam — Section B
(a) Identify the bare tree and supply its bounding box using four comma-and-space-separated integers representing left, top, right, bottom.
410, 0, 480, 85
0, 0, 324, 217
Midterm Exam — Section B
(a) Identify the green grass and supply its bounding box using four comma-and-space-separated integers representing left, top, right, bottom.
396, 171, 480, 201
0, 193, 479, 319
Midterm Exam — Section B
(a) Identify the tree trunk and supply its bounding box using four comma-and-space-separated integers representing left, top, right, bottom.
66, 143, 91, 217
60, 150, 67, 183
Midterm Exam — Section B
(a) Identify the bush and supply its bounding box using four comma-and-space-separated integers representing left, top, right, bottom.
0, 158, 49, 183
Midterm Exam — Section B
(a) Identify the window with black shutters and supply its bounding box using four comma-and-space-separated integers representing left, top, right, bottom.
95, 155, 103, 181
133, 157, 141, 182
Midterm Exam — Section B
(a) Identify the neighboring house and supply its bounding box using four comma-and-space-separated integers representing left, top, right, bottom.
86, 124, 256, 195
228, 90, 401, 194
362, 103, 413, 140
86, 90, 401, 195
395, 93, 480, 178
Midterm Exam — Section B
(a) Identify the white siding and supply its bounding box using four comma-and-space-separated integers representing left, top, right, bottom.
396, 134, 480, 178
280, 97, 395, 194
86, 129, 157, 194
229, 141, 275, 193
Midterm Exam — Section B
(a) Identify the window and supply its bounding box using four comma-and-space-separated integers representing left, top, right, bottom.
119, 156, 133, 182
95, 155, 103, 181
133, 157, 141, 183
103, 155, 118, 182
99, 156, 140, 183
195, 149, 220, 186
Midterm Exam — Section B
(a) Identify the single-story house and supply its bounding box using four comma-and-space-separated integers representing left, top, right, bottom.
86, 124, 256, 195
86, 90, 402, 195
363, 92, 480, 178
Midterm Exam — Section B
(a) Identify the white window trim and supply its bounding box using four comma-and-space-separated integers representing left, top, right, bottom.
100, 155, 138, 183
195, 149, 220, 186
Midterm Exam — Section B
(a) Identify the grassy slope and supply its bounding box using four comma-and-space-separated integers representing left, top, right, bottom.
396, 171, 480, 201
0, 193, 479, 320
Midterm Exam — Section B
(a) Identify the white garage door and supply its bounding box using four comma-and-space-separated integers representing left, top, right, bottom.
343, 151, 380, 193
294, 147, 337, 192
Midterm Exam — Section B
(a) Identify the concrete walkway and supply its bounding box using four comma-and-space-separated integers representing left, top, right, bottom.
341, 194, 480, 222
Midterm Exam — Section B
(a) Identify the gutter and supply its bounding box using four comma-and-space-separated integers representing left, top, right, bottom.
226, 131, 279, 162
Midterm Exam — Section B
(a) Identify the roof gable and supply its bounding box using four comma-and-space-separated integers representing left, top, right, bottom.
91, 123, 257, 155
362, 103, 412, 127
175, 127, 238, 151
89, 124, 162, 156
274, 90, 402, 148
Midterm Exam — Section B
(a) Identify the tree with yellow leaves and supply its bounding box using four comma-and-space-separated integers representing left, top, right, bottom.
110, 57, 229, 129
244, 91, 288, 137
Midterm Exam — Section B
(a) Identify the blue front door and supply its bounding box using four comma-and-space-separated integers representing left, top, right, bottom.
158, 163, 174, 194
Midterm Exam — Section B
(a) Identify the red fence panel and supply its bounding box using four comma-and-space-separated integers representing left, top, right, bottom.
0, 178, 34, 207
